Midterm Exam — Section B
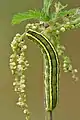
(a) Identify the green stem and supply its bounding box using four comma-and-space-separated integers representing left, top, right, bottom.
45, 111, 52, 120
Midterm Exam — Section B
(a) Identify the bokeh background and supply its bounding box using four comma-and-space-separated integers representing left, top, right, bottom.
0, 0, 80, 120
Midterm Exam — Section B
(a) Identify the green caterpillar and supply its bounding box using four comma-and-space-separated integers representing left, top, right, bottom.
26, 29, 60, 111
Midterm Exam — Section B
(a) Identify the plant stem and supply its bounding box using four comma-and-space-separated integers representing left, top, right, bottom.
50, 111, 53, 120
45, 111, 53, 120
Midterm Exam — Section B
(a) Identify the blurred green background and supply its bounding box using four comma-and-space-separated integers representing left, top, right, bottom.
0, 0, 80, 120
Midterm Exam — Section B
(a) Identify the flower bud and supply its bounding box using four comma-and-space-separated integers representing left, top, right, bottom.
60, 27, 65, 32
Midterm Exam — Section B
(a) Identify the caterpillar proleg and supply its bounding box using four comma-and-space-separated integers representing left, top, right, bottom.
26, 29, 60, 111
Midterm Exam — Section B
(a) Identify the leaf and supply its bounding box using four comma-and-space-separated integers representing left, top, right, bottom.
43, 0, 53, 16
58, 8, 78, 17
12, 10, 50, 24
51, 7, 80, 21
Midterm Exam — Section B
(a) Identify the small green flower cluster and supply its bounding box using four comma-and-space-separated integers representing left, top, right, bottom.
25, 21, 49, 33
25, 23, 38, 31
25, 23, 40, 32
55, 21, 80, 33
56, 45, 65, 56
63, 56, 78, 81
9, 33, 30, 120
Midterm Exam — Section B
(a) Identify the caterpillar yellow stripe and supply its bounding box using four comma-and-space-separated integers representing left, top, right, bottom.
26, 29, 60, 111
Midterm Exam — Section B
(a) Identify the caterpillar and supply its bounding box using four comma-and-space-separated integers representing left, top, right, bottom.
25, 29, 60, 111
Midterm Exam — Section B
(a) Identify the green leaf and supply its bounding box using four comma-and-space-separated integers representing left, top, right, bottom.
12, 10, 50, 24
58, 8, 78, 17
43, 0, 53, 16
51, 6, 80, 21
